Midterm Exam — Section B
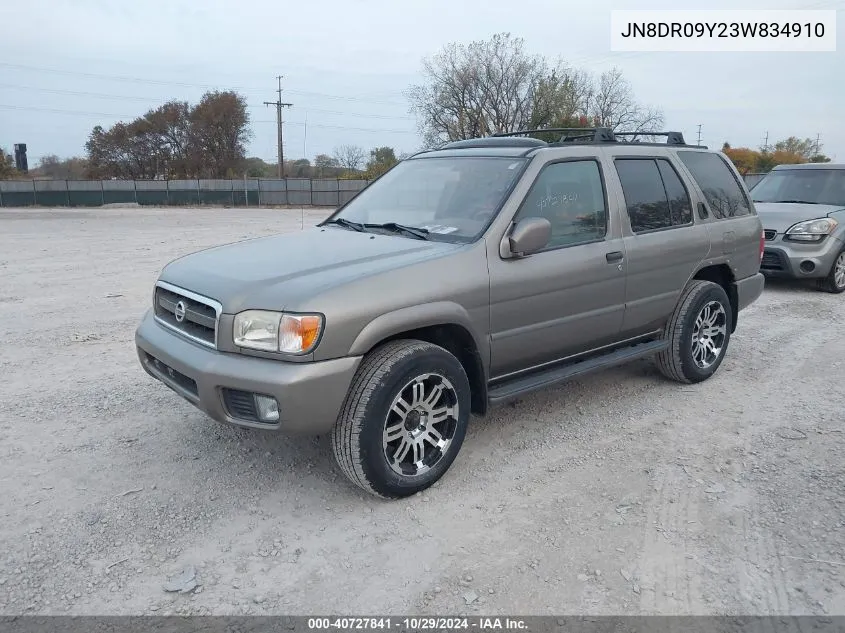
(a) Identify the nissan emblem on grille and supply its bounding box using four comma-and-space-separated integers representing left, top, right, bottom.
174, 300, 186, 323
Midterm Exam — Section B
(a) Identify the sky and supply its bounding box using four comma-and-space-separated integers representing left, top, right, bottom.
0, 0, 842, 167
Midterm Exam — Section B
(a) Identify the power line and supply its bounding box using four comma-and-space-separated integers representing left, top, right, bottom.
0, 82, 416, 121
0, 62, 407, 106
0, 103, 415, 135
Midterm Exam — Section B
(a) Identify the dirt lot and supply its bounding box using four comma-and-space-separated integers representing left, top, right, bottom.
1, 206, 844, 616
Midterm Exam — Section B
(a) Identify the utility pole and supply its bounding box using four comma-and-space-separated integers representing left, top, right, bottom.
815, 133, 821, 156
264, 75, 292, 179
763, 131, 769, 151
696, 124, 702, 146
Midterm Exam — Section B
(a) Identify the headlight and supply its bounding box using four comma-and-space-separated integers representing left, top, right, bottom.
785, 217, 838, 242
233, 310, 323, 354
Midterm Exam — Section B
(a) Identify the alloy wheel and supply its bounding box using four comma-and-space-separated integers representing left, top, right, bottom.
691, 301, 728, 369
382, 373, 460, 477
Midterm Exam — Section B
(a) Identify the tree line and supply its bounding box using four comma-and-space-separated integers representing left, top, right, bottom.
721, 137, 831, 175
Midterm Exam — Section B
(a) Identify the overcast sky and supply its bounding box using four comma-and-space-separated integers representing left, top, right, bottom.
1, 0, 842, 167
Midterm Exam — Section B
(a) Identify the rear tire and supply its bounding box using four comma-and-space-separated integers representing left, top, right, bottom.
656, 280, 733, 384
816, 249, 845, 294
331, 339, 471, 498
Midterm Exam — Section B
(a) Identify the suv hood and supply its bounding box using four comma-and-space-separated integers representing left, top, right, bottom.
158, 226, 461, 313
754, 202, 845, 233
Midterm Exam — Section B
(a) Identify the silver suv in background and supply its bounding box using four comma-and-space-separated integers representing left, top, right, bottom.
753, 163, 845, 293
135, 127, 765, 499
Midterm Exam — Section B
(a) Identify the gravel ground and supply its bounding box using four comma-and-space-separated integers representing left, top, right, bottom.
0, 206, 843, 617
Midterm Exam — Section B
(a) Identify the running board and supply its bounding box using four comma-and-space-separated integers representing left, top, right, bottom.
487, 339, 669, 406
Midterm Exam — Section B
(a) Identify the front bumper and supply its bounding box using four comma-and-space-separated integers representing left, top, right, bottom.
135, 309, 362, 434
760, 234, 844, 280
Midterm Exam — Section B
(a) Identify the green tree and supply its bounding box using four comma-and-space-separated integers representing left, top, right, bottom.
773, 136, 817, 161
365, 146, 398, 179
314, 153, 340, 177
85, 90, 252, 179
0, 147, 18, 179
242, 157, 273, 178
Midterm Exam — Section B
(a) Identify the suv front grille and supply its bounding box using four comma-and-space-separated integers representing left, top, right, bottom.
761, 249, 786, 271
764, 229, 777, 241
153, 282, 221, 349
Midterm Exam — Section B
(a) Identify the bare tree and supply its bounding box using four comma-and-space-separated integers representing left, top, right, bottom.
333, 144, 366, 171
406, 33, 549, 147
34, 155, 88, 180
586, 68, 664, 137
407, 36, 664, 145
529, 63, 594, 130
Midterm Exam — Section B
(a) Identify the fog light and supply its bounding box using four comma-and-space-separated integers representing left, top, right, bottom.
254, 395, 280, 422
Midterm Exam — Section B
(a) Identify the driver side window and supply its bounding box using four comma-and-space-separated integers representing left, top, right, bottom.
513, 160, 608, 249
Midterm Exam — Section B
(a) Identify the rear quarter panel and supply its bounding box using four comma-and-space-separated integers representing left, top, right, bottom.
672, 150, 763, 282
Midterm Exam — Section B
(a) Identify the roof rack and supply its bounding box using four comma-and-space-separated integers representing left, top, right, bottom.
612, 131, 688, 145
419, 128, 700, 156
492, 127, 617, 143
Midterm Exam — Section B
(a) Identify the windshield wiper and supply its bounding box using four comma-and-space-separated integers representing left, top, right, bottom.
322, 218, 366, 232
770, 199, 821, 204
365, 222, 430, 240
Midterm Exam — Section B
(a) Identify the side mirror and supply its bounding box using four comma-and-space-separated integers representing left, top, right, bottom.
502, 217, 552, 258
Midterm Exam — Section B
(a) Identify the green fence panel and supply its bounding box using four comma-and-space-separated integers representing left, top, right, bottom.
67, 191, 103, 206
167, 180, 199, 205
135, 190, 168, 205
198, 190, 234, 205
33, 180, 70, 207
1, 192, 36, 206
36, 191, 71, 206
102, 190, 137, 204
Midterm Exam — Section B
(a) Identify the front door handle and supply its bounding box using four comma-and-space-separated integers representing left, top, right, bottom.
606, 251, 624, 263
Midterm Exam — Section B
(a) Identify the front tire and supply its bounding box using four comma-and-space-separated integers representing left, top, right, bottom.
816, 248, 845, 294
332, 339, 471, 498
656, 280, 733, 384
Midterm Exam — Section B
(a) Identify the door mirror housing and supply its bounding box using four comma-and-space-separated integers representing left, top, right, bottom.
502, 217, 552, 258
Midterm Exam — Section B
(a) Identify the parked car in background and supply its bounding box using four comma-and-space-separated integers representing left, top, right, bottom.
135, 128, 765, 499
752, 163, 845, 293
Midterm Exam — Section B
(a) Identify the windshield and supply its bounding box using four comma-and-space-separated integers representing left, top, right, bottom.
751, 169, 845, 206
325, 156, 527, 241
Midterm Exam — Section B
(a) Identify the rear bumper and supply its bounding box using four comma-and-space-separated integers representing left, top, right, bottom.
760, 236, 843, 280
135, 309, 361, 434
735, 272, 765, 311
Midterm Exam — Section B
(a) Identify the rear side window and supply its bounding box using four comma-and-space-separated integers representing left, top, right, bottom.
614, 158, 693, 233
677, 151, 751, 218
657, 160, 693, 225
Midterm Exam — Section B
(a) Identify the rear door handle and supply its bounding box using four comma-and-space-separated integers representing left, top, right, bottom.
606, 251, 624, 263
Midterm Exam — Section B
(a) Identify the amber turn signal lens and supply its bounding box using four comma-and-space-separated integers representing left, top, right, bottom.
278, 314, 323, 354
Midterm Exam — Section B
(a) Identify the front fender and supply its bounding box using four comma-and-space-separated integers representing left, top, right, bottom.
347, 301, 486, 359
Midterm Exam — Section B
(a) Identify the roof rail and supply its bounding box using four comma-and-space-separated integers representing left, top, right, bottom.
439, 137, 547, 150
493, 127, 617, 143
613, 131, 687, 145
